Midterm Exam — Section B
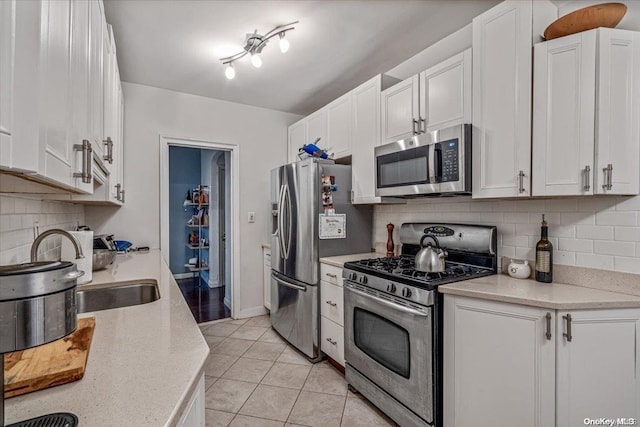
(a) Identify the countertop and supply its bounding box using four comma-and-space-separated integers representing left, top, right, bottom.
5, 250, 210, 426
320, 252, 386, 268
439, 273, 640, 310
262, 243, 271, 249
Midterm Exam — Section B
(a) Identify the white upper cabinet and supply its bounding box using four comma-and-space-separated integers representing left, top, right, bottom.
351, 75, 382, 204
422, 49, 472, 133
380, 75, 419, 143
307, 109, 328, 151
287, 118, 306, 163
326, 92, 352, 159
472, 0, 557, 199
533, 29, 640, 196
0, 0, 14, 161
556, 308, 640, 426
594, 29, 640, 195
89, 0, 105, 166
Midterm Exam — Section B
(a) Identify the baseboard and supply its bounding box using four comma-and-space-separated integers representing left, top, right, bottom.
224, 296, 231, 309
236, 306, 268, 319
208, 279, 223, 289
173, 273, 192, 279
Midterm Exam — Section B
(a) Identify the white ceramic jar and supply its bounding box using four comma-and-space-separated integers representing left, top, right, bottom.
507, 259, 531, 279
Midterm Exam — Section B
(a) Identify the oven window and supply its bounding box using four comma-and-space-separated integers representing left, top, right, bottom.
353, 308, 410, 378
377, 146, 429, 188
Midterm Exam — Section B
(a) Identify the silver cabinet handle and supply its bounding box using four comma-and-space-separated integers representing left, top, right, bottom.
120, 188, 125, 203
325, 337, 337, 345
563, 313, 572, 342
325, 300, 337, 307
103, 137, 113, 164
545, 312, 552, 340
419, 117, 426, 134
518, 170, 526, 194
602, 164, 613, 190
73, 140, 92, 183
412, 119, 419, 135
0, 125, 11, 136
115, 183, 122, 201
325, 273, 337, 278
583, 165, 591, 191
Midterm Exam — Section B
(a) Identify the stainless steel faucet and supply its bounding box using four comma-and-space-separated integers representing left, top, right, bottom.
30, 229, 84, 262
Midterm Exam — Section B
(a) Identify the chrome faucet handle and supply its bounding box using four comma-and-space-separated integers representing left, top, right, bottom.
30, 229, 85, 262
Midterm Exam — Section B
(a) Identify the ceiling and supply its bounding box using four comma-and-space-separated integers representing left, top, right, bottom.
104, 0, 500, 115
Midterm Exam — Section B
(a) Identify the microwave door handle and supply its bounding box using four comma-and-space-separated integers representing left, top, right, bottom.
434, 146, 442, 182
428, 144, 436, 184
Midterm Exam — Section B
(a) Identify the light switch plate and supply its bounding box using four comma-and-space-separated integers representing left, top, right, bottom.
248, 212, 255, 223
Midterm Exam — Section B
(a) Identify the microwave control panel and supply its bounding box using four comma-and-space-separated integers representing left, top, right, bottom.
439, 139, 459, 182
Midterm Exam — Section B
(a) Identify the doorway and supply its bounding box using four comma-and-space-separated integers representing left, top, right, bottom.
160, 136, 238, 323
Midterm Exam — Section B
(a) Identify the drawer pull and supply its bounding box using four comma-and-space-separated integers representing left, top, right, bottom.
325, 273, 337, 278
325, 300, 337, 307
326, 337, 337, 346
563, 313, 572, 342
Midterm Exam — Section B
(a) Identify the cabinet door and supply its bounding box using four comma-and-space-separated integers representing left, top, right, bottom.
472, 0, 533, 198
0, 0, 14, 164
287, 118, 306, 163
380, 75, 419, 144
444, 296, 555, 427
422, 49, 472, 133
556, 308, 640, 426
39, 0, 74, 187
532, 31, 596, 196
594, 29, 640, 195
307, 109, 327, 151
326, 92, 352, 159
176, 374, 205, 427
320, 315, 344, 366
351, 75, 382, 204
69, 0, 92, 193
263, 248, 271, 310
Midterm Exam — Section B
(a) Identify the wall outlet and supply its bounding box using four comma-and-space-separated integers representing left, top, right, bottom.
248, 212, 255, 223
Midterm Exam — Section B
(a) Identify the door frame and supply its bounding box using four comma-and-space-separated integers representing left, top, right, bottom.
159, 135, 240, 319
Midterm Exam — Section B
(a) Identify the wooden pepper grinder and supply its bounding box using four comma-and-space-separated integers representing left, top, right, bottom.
386, 223, 395, 257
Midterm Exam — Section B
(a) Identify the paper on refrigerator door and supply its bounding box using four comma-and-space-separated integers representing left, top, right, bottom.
319, 214, 346, 239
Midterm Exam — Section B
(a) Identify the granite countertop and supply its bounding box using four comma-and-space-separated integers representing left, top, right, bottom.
320, 252, 386, 268
5, 250, 209, 426
262, 242, 271, 249
439, 273, 640, 310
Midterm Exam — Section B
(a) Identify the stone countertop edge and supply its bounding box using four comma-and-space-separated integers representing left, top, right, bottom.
262, 243, 271, 249
320, 252, 386, 268
439, 273, 640, 310
4, 250, 210, 427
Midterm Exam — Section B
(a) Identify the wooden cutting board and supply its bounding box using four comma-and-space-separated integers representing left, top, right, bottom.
3, 316, 96, 398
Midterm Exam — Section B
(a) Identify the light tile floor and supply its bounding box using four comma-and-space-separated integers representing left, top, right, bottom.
199, 315, 397, 427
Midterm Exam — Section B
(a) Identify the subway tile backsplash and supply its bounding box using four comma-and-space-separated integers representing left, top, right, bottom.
0, 195, 85, 265
373, 195, 640, 274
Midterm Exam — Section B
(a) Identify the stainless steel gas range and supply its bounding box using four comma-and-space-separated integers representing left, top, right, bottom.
343, 223, 497, 427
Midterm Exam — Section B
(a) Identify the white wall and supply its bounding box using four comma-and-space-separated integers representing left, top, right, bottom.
374, 196, 640, 275
85, 82, 301, 316
0, 194, 85, 265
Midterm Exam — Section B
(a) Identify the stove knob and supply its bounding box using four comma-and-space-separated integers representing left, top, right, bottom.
348, 272, 357, 281
402, 288, 413, 298
386, 283, 397, 293
359, 276, 368, 284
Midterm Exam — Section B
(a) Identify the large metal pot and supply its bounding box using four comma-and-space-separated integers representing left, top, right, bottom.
92, 249, 116, 271
415, 235, 448, 273
0, 261, 83, 353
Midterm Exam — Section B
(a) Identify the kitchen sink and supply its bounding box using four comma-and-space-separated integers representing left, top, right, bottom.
76, 280, 160, 313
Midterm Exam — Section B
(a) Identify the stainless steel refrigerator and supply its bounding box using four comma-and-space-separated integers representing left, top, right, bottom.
270, 158, 372, 361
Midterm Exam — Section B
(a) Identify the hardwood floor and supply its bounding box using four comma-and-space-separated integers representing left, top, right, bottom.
176, 277, 230, 323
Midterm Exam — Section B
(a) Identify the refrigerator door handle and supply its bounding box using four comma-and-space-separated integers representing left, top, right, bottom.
271, 271, 307, 292
277, 185, 286, 260
284, 185, 292, 260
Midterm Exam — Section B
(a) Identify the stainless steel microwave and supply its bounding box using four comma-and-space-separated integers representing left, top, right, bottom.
375, 124, 471, 197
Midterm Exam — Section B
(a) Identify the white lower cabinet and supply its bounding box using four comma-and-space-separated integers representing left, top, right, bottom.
320, 261, 345, 366
263, 247, 271, 310
176, 373, 205, 427
444, 295, 640, 427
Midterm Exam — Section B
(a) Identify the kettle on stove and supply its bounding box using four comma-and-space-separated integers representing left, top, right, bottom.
415, 234, 448, 273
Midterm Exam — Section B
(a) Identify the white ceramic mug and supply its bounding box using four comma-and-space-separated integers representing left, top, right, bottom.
508, 259, 531, 279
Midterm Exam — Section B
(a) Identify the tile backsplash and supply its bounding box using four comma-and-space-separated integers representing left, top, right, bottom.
373, 195, 640, 274
0, 195, 85, 265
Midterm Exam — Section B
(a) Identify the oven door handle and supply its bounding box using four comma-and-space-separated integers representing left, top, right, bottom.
345, 283, 430, 317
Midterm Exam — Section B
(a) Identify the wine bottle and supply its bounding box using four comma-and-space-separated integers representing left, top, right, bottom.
535, 214, 553, 283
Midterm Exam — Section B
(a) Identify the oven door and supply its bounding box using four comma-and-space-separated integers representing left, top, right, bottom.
344, 281, 433, 424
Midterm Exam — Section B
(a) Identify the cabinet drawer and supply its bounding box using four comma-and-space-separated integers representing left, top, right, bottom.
320, 263, 343, 286
320, 281, 344, 326
321, 316, 344, 366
